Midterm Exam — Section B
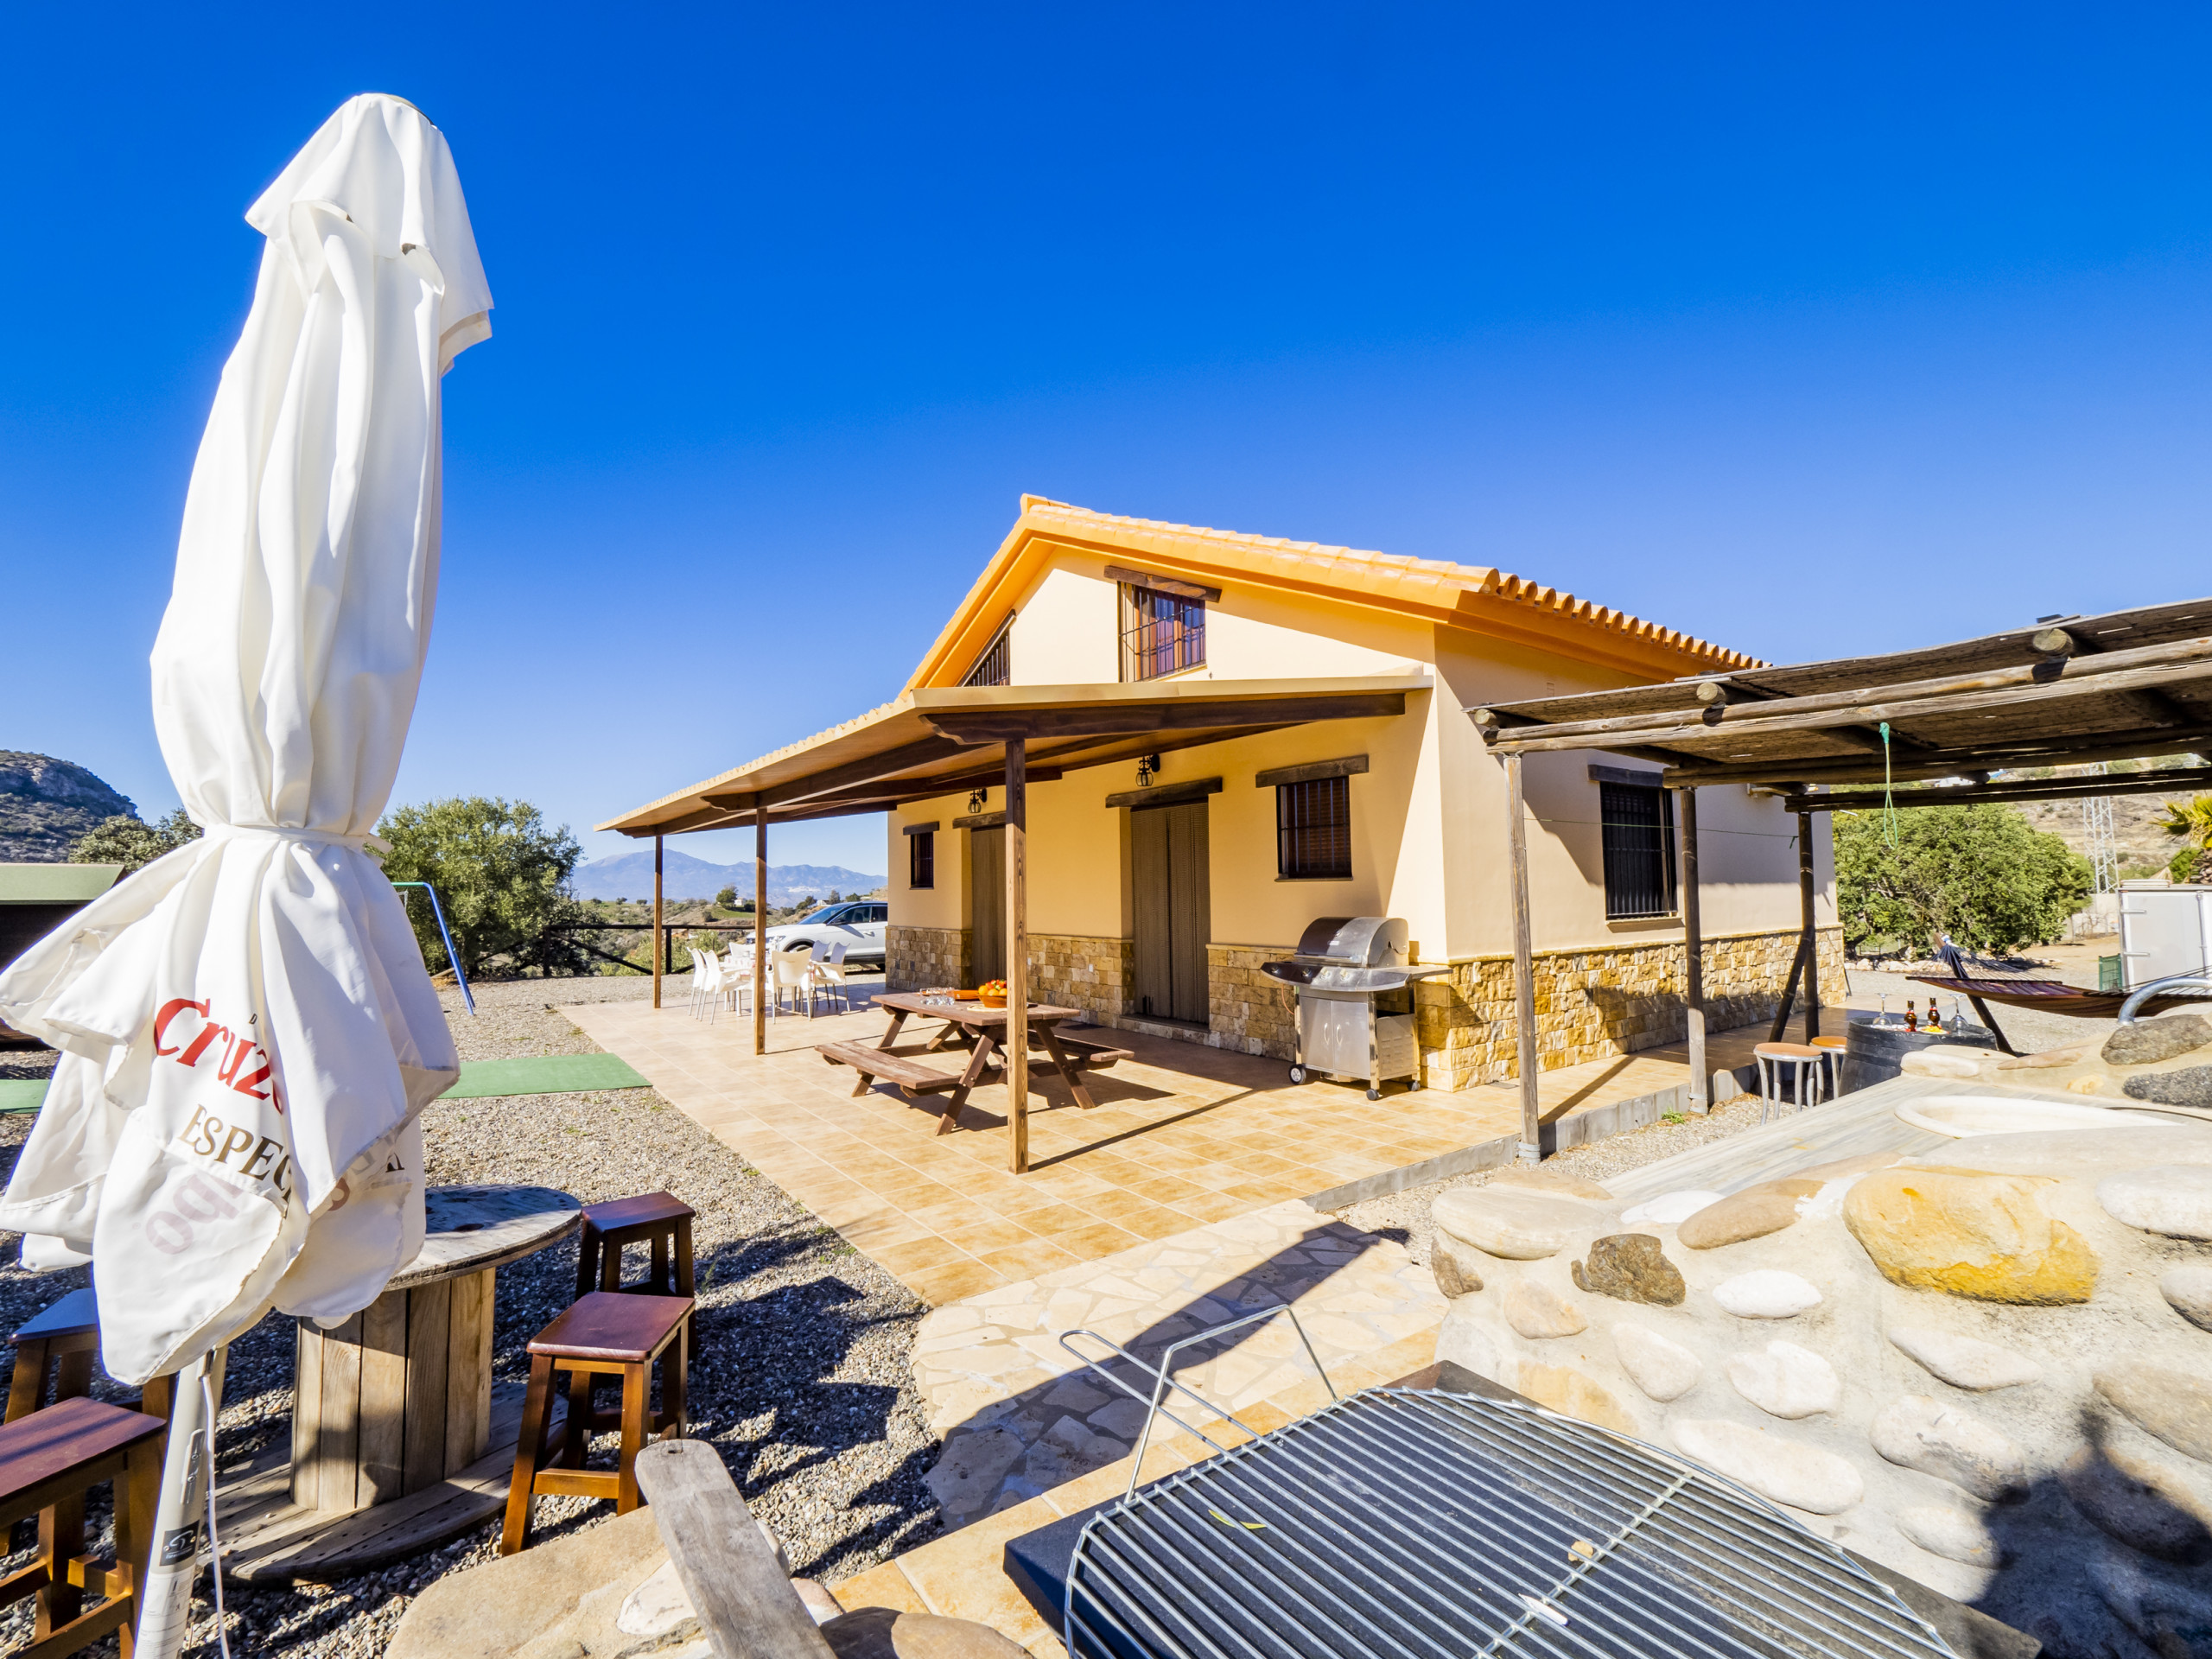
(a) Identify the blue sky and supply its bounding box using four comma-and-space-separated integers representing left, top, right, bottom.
6, 4, 2210, 874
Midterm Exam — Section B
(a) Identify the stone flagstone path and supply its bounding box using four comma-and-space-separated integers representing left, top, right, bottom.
912, 1198, 1446, 1528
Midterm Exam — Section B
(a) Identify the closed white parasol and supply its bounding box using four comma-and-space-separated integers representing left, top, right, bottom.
0, 93, 489, 1647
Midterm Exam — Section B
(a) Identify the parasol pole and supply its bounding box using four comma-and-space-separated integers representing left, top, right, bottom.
134, 1346, 228, 1659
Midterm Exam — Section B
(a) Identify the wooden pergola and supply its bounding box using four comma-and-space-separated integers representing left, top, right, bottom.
599, 674, 1427, 1172
1471, 596, 2212, 1160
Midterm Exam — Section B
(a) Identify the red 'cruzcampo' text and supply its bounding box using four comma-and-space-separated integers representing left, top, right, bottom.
154, 996, 282, 1110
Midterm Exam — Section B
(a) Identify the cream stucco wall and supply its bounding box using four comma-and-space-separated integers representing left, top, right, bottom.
1003, 567, 1118, 685
1432, 626, 1831, 962
999, 554, 1428, 689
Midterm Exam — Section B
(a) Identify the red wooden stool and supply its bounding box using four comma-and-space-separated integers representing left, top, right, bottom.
500, 1291, 691, 1554
0, 1395, 165, 1656
6, 1290, 175, 1426
575, 1192, 696, 1300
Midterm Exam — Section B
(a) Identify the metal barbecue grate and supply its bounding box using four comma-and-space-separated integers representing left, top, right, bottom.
1065, 1387, 1959, 1659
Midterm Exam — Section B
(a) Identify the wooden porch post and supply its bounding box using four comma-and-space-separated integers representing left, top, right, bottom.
1798, 810, 1820, 1042
652, 836, 664, 1010
1005, 739, 1029, 1173
1505, 753, 1541, 1163
754, 804, 768, 1057
1679, 788, 1707, 1114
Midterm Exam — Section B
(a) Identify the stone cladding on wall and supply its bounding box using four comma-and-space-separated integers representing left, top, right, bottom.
886, 924, 969, 992
886, 925, 1131, 1022
1205, 944, 1301, 1058
1414, 926, 1846, 1093
1028, 934, 1134, 1024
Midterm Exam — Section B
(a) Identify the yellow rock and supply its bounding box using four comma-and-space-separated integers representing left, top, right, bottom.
1518, 1362, 1637, 1433
2069, 1076, 2107, 1095
1843, 1166, 2100, 1305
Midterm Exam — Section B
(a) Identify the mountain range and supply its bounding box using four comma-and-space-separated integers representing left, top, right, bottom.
570, 848, 884, 905
0, 753, 137, 861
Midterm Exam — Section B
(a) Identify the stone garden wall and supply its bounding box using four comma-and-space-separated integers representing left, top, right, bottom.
1415, 926, 1845, 1092
1427, 1009, 2212, 1657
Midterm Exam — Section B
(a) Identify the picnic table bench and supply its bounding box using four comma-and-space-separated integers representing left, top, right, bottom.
817, 994, 1134, 1135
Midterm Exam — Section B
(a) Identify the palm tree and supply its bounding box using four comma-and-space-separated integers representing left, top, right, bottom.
2160, 792, 2212, 884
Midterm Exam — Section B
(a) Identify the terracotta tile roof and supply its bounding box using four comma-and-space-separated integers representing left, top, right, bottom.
908, 497, 1759, 689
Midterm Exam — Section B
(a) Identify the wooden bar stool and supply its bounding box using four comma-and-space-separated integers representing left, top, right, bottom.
0, 1395, 165, 1657
6, 1290, 175, 1427
575, 1192, 696, 1301
500, 1291, 692, 1555
1755, 1042, 1827, 1123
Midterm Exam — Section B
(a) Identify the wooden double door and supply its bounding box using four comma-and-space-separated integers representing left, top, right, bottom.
969, 824, 1005, 986
1131, 799, 1211, 1024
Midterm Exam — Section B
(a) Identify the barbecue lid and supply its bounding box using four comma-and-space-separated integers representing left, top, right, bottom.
1292, 916, 1408, 967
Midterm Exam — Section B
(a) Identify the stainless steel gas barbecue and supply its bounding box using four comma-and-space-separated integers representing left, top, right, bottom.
1261, 916, 1448, 1098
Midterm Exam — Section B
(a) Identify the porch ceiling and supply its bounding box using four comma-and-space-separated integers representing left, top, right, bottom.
598, 673, 1431, 836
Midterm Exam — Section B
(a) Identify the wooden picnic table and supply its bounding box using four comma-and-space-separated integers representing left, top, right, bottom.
817, 991, 1131, 1136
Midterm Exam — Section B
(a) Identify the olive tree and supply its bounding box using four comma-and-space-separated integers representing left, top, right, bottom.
70, 808, 202, 875
376, 797, 586, 979
1834, 803, 2092, 957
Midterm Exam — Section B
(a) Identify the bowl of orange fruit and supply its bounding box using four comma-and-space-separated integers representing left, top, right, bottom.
977, 979, 1009, 1008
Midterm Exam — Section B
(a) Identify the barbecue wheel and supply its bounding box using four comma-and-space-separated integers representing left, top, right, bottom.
1366, 1088, 1381, 1101
1287, 1065, 1308, 1084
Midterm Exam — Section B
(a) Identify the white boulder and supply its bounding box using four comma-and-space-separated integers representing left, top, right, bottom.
2096, 1165, 2212, 1241
1671, 1419, 1865, 1515
1726, 1341, 1841, 1420
1887, 1326, 2042, 1391
1713, 1270, 1822, 1319
1613, 1325, 1704, 1403
1870, 1395, 2026, 1502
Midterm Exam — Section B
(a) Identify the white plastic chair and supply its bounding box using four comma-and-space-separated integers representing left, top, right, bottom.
721, 943, 761, 1020
774, 948, 813, 1017
690, 944, 722, 1021
808, 941, 850, 1015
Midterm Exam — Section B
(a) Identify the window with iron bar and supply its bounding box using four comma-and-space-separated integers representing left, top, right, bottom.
909, 831, 935, 889
1600, 781, 1676, 918
1118, 582, 1205, 682
961, 617, 1012, 687
1277, 776, 1351, 880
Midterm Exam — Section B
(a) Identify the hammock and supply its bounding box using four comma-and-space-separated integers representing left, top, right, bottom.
1909, 975, 2209, 1020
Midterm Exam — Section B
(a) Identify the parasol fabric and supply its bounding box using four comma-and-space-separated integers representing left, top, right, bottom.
0, 94, 488, 1384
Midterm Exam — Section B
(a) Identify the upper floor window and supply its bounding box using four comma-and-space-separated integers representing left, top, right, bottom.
1119, 582, 1205, 681
1599, 780, 1676, 918
961, 618, 1012, 687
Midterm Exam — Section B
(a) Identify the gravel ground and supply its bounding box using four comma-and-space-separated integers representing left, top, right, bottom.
0, 976, 941, 1659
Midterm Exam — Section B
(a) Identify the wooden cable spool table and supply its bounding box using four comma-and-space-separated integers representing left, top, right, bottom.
218, 1183, 580, 1583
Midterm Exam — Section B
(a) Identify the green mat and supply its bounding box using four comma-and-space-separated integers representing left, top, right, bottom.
443, 1052, 651, 1098
0, 1052, 649, 1113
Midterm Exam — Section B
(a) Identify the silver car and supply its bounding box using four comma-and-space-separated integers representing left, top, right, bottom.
758, 901, 887, 968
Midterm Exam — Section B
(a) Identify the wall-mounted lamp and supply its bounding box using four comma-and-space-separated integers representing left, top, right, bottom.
968, 788, 988, 814
1136, 753, 1161, 788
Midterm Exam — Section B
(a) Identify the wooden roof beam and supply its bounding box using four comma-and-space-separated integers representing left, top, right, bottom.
2035, 624, 2203, 731
1472, 632, 2212, 753
1662, 724, 2212, 788
1782, 764, 2212, 812
1484, 645, 2212, 757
